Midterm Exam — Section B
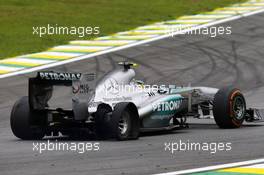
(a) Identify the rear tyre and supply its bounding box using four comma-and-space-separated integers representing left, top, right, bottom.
94, 104, 112, 139
110, 102, 140, 141
213, 87, 246, 128
10, 96, 45, 140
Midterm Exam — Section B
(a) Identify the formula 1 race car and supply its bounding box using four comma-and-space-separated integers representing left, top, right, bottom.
10, 62, 264, 140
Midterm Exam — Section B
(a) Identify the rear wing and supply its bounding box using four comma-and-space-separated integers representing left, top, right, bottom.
29, 72, 82, 110
31, 72, 81, 85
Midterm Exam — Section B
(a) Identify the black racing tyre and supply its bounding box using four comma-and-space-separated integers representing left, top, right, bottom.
94, 104, 113, 139
110, 102, 140, 141
73, 102, 89, 121
213, 87, 246, 128
10, 96, 45, 140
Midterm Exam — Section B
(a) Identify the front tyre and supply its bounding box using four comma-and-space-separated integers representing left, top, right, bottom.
213, 87, 246, 128
10, 96, 45, 140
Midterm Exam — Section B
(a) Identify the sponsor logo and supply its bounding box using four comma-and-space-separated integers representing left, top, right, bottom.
152, 99, 182, 112
72, 82, 80, 94
38, 72, 81, 81
102, 96, 132, 102
72, 83, 90, 94
84, 73, 96, 81
104, 78, 119, 95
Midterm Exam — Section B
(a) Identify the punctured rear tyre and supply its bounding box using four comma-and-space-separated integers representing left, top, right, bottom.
213, 87, 246, 128
111, 102, 140, 141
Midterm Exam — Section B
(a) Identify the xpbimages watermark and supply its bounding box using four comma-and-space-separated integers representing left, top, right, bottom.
32, 24, 100, 37
164, 140, 232, 154
168, 25, 232, 38
33, 140, 100, 154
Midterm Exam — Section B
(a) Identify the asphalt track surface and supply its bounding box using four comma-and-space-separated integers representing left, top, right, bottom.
1, 13, 264, 175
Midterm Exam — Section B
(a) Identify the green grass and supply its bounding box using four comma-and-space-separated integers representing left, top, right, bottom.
0, 0, 247, 59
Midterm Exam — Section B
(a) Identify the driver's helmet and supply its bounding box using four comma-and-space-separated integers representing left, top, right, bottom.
134, 79, 144, 88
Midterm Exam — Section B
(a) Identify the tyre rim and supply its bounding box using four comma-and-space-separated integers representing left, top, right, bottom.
119, 112, 129, 135
233, 96, 245, 120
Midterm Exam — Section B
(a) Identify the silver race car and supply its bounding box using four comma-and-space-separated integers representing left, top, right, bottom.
10, 62, 264, 140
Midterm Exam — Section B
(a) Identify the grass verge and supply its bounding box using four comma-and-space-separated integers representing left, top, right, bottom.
0, 0, 247, 59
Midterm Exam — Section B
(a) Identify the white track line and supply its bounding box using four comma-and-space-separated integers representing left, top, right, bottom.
244, 163, 264, 168
1, 8, 264, 79
153, 158, 264, 175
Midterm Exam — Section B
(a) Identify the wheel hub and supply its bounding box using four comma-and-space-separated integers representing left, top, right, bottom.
119, 112, 129, 135
233, 96, 245, 120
